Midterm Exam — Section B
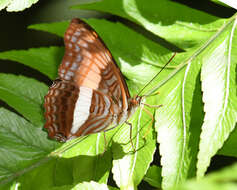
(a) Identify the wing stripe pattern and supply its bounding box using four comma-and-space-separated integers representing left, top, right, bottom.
71, 86, 93, 134
44, 80, 79, 141
73, 89, 112, 136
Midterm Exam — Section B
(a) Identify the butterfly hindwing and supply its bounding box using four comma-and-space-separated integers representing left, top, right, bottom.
44, 79, 79, 141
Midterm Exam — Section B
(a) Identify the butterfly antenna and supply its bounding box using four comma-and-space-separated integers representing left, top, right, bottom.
137, 52, 176, 96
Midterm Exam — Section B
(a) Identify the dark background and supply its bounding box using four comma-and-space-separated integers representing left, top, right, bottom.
0, 0, 236, 189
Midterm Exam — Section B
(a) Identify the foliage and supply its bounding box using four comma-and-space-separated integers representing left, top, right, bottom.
173, 163, 237, 190
210, 0, 237, 9
0, 0, 236, 190
0, 0, 39, 12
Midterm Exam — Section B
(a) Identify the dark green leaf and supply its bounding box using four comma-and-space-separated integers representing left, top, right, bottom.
0, 108, 58, 185
0, 74, 48, 127
143, 165, 162, 188
218, 124, 237, 157
0, 47, 64, 80
73, 0, 226, 51
28, 21, 69, 38
173, 163, 237, 190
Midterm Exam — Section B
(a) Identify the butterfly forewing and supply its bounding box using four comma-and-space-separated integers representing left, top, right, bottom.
44, 18, 135, 141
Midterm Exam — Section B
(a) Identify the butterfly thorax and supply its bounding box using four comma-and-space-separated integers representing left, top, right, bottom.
113, 95, 141, 126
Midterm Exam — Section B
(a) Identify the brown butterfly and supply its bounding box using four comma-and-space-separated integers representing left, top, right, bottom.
44, 18, 143, 142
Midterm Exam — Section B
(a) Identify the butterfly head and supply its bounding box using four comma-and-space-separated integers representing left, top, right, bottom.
130, 95, 142, 107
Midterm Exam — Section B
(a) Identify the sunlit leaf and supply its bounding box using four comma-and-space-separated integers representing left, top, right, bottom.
0, 0, 39, 12
73, 0, 226, 51
216, 0, 237, 9
210, 0, 232, 7
155, 14, 237, 189
173, 163, 237, 190
197, 17, 237, 178
44, 181, 110, 190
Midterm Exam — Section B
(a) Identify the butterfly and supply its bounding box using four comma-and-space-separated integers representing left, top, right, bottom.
44, 18, 143, 142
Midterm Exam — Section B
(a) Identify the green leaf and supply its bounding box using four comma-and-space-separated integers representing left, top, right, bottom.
156, 68, 201, 189
0, 108, 58, 185
210, 0, 232, 8
15, 137, 112, 189
0, 0, 39, 12
19, 136, 113, 189
173, 163, 237, 190
73, 0, 226, 51
214, 0, 237, 9
45, 181, 110, 190
0, 74, 48, 127
0, 121, 113, 189
218, 123, 237, 157
0, 0, 9, 10
0, 47, 64, 80
143, 165, 162, 188
155, 14, 237, 189
60, 136, 112, 185
28, 21, 70, 38
197, 17, 237, 178
155, 45, 204, 189
17, 159, 59, 190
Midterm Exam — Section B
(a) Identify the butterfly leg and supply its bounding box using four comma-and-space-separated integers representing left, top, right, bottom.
142, 103, 163, 109
104, 124, 118, 132
125, 121, 136, 152
142, 107, 155, 139
141, 91, 163, 108
142, 103, 162, 139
